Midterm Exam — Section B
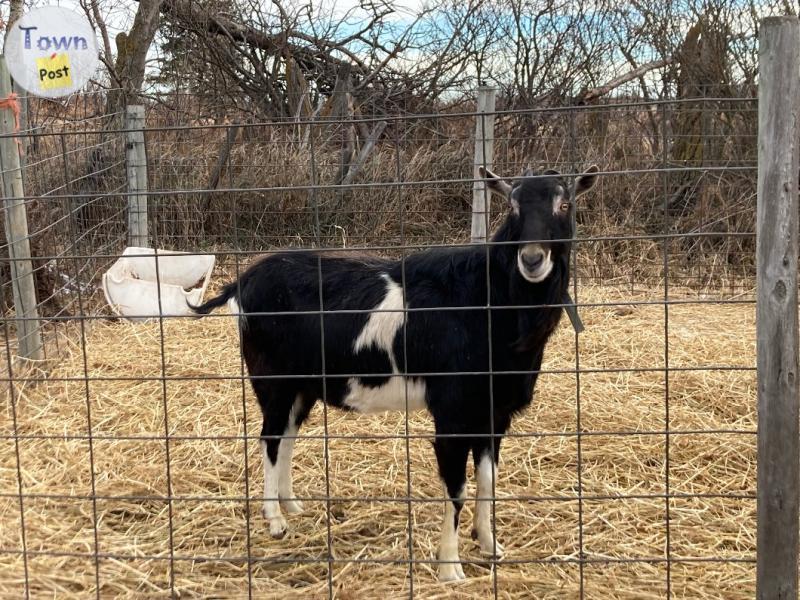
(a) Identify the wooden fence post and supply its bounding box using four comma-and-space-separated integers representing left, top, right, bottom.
125, 105, 149, 248
756, 16, 800, 600
471, 86, 497, 243
0, 56, 43, 361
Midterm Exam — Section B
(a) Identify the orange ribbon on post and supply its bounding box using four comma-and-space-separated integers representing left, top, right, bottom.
0, 91, 23, 152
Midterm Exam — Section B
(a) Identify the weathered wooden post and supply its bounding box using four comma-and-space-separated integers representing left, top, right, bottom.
756, 16, 800, 600
471, 86, 497, 243
0, 55, 42, 360
125, 105, 149, 247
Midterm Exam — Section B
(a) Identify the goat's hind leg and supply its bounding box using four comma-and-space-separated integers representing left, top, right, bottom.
255, 383, 297, 538
277, 395, 314, 514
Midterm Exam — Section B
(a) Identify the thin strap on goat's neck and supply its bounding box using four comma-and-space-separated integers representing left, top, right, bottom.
562, 290, 584, 333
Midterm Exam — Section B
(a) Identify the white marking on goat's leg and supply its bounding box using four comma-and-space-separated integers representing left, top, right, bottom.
438, 485, 466, 582
261, 439, 287, 538
278, 401, 303, 514
473, 453, 504, 558
278, 435, 304, 513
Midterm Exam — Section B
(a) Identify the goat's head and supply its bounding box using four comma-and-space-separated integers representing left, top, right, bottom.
480, 164, 599, 283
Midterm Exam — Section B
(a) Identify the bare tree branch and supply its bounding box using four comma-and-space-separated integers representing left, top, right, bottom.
578, 57, 674, 103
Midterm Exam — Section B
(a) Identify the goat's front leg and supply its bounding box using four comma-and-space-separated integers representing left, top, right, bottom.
472, 450, 504, 558
434, 438, 470, 582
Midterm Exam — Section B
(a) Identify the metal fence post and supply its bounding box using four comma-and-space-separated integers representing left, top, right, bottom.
471, 86, 497, 243
756, 16, 800, 600
125, 105, 149, 248
0, 55, 43, 361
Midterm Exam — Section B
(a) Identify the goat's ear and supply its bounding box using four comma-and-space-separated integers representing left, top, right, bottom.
479, 166, 512, 197
575, 164, 599, 196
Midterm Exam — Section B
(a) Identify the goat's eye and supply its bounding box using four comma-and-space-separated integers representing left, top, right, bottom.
559, 202, 570, 212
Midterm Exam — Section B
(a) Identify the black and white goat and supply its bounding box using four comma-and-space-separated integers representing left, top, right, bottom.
191, 165, 598, 581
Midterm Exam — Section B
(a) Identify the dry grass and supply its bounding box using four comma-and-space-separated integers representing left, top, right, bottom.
13, 102, 758, 292
0, 284, 756, 598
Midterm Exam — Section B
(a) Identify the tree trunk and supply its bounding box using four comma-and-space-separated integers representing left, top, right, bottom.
106, 0, 163, 118
654, 13, 731, 239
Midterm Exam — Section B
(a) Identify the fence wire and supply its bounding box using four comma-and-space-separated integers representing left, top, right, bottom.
1, 93, 758, 598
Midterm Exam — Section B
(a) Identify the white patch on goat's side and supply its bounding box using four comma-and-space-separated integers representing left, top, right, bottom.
438, 484, 466, 582
228, 297, 247, 330
353, 274, 405, 358
344, 376, 427, 413
474, 453, 504, 558
344, 274, 427, 413
517, 244, 553, 283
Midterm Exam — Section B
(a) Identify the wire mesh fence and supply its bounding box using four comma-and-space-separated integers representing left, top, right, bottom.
1, 85, 764, 598
0, 86, 127, 368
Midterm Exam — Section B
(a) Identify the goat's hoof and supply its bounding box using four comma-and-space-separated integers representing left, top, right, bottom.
472, 528, 505, 558
282, 499, 304, 514
479, 541, 505, 559
438, 561, 466, 582
268, 516, 288, 538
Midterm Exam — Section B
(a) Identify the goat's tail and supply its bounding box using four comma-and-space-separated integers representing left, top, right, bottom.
188, 282, 238, 315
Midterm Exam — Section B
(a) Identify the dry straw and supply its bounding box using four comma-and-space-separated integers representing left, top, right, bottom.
1, 283, 755, 598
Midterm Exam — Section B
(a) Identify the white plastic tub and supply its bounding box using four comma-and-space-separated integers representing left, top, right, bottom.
102, 247, 216, 322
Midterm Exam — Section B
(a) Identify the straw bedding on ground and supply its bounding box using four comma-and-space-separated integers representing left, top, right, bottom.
1, 284, 756, 598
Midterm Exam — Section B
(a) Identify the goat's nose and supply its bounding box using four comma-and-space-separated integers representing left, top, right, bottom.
522, 251, 544, 271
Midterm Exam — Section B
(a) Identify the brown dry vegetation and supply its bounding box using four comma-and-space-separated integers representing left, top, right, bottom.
0, 284, 756, 598
8, 97, 758, 299
144, 101, 758, 285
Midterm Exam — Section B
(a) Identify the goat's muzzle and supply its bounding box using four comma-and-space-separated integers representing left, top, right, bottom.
517, 243, 553, 283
